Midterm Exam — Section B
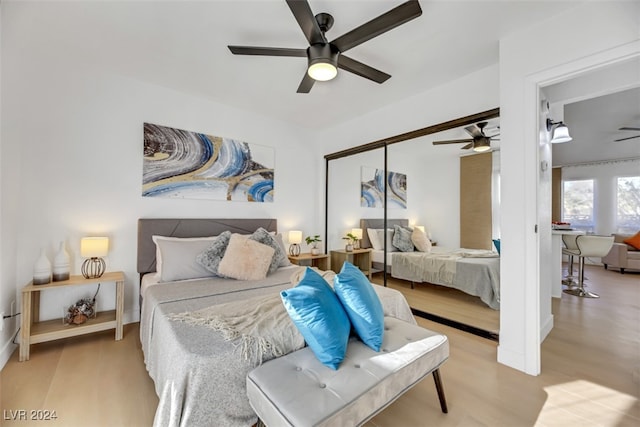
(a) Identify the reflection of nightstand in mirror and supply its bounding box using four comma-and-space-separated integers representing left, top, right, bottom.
288, 253, 329, 271
330, 249, 372, 279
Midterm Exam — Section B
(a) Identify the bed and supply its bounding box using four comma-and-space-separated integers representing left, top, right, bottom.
360, 219, 500, 310
137, 218, 416, 427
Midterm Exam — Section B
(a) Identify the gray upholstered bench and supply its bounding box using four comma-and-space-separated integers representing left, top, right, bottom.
246, 317, 449, 427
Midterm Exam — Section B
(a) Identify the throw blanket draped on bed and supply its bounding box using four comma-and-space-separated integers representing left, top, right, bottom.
169, 294, 305, 364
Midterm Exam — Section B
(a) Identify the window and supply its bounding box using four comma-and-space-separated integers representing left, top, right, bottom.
562, 179, 594, 233
616, 176, 640, 234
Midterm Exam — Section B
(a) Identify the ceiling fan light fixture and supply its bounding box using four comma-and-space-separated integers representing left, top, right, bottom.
547, 118, 573, 143
473, 137, 491, 152
307, 44, 338, 81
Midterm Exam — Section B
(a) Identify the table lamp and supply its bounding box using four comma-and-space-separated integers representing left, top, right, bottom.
81, 237, 109, 278
351, 228, 363, 249
288, 230, 302, 256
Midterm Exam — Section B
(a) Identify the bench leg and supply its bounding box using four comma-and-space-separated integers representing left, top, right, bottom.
432, 369, 448, 413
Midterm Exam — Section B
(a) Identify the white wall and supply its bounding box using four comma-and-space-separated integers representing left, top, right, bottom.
320, 65, 499, 252
499, 1, 640, 374
0, 11, 319, 366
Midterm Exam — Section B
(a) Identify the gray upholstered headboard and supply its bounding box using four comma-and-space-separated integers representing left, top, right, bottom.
137, 218, 277, 275
359, 219, 409, 249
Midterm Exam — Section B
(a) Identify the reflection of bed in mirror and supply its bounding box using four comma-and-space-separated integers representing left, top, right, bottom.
360, 219, 500, 310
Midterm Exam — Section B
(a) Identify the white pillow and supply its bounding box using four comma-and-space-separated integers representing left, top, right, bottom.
367, 228, 381, 250
375, 229, 398, 252
152, 235, 218, 282
218, 234, 275, 281
411, 228, 432, 252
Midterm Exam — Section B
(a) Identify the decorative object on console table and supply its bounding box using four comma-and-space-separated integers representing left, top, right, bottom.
330, 249, 372, 279
351, 228, 363, 249
52, 241, 70, 282
288, 230, 302, 256
80, 237, 109, 279
288, 253, 329, 271
305, 234, 322, 255
343, 232, 359, 252
33, 248, 52, 285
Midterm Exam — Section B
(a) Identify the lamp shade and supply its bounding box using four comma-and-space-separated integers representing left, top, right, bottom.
351, 228, 363, 240
551, 123, 572, 143
415, 225, 425, 233
288, 230, 303, 245
80, 237, 109, 258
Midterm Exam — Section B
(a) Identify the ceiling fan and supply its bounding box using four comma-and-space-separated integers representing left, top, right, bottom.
432, 122, 500, 152
614, 127, 640, 142
228, 0, 422, 93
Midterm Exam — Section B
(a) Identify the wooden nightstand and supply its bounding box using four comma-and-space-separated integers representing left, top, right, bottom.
19, 271, 125, 362
288, 253, 329, 271
330, 249, 372, 279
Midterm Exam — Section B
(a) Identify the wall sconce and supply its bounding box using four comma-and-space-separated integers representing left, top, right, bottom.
547, 119, 572, 143
80, 237, 109, 279
288, 230, 302, 256
351, 228, 363, 249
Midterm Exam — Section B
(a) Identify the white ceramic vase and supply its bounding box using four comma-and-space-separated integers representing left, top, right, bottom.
33, 248, 52, 285
52, 241, 70, 282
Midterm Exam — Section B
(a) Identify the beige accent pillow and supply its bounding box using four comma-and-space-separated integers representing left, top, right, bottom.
218, 233, 275, 280
411, 228, 432, 253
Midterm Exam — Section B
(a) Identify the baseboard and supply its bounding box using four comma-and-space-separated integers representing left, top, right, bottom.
0, 335, 17, 371
540, 314, 554, 342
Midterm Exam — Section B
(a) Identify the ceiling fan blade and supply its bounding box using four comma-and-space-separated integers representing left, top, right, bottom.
228, 46, 307, 57
461, 143, 473, 150
296, 72, 315, 93
286, 0, 326, 45
331, 0, 422, 53
619, 127, 640, 131
432, 139, 473, 145
337, 55, 390, 84
614, 134, 640, 142
464, 124, 483, 138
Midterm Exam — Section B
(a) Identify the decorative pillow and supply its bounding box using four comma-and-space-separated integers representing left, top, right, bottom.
249, 227, 288, 273
367, 228, 381, 250
196, 231, 232, 276
411, 227, 432, 252
334, 262, 384, 351
493, 239, 501, 254
375, 229, 398, 252
392, 225, 414, 252
623, 232, 640, 250
218, 234, 275, 281
152, 235, 218, 282
280, 268, 351, 370
274, 233, 292, 267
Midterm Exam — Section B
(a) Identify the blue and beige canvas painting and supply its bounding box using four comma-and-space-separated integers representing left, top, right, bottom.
361, 166, 407, 209
142, 123, 274, 202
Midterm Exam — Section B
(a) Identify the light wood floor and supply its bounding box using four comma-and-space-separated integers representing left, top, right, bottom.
1, 265, 638, 426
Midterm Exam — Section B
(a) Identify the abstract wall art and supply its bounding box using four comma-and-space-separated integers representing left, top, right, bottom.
361, 167, 407, 209
142, 123, 274, 202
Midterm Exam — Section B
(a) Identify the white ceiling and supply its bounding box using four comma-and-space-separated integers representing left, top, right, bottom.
18, 0, 582, 130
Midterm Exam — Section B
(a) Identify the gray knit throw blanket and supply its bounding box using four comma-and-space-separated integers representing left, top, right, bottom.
168, 293, 305, 365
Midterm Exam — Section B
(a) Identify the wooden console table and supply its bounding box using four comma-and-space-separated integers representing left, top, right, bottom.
20, 271, 124, 361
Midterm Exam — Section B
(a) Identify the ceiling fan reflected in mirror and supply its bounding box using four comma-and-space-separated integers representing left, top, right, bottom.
432, 122, 500, 152
615, 127, 640, 142
228, 0, 423, 93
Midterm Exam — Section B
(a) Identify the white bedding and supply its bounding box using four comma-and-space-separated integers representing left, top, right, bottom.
140, 266, 416, 426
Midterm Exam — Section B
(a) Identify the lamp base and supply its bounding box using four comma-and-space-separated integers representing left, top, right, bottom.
82, 257, 106, 279
289, 244, 300, 256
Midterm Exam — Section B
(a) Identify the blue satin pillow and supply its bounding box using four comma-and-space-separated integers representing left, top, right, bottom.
280, 267, 351, 370
493, 239, 501, 254
334, 262, 384, 351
